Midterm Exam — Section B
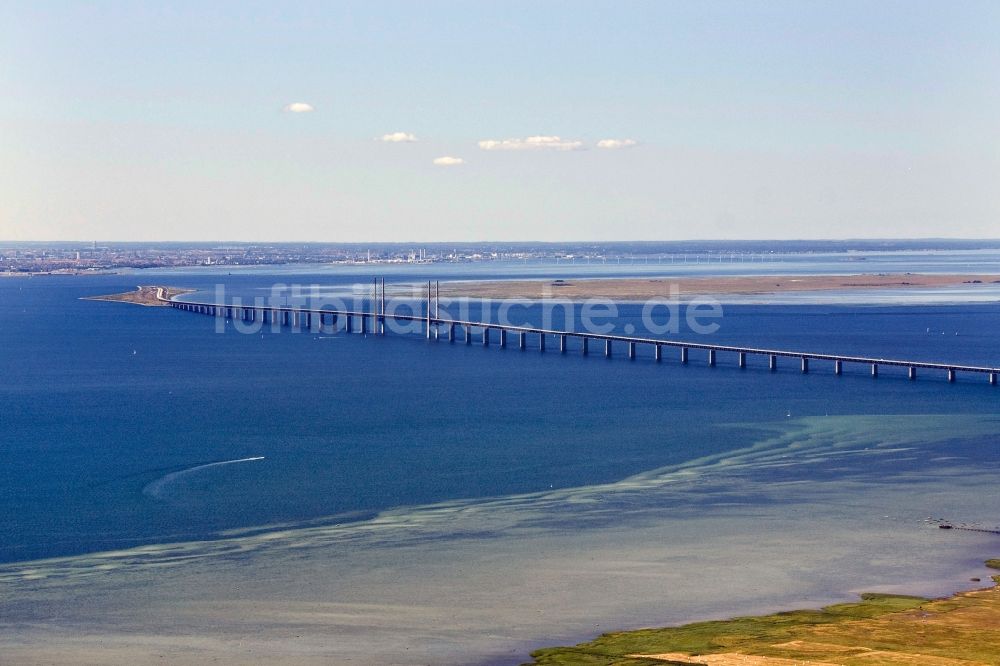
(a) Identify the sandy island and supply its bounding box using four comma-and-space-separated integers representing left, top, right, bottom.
440, 274, 1000, 300
83, 285, 194, 306
529, 559, 1000, 665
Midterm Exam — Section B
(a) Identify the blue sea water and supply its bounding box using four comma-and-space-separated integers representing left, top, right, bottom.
2, 256, 999, 566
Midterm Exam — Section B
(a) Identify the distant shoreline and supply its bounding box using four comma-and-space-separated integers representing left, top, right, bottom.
441, 273, 1000, 301
2, 270, 119, 277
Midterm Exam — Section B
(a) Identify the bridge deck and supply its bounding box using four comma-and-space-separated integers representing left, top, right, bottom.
163, 295, 1000, 377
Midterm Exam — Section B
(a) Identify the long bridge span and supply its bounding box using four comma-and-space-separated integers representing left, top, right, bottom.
157, 282, 999, 386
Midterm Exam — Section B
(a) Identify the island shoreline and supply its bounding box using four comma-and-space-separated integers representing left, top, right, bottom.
440, 273, 1000, 301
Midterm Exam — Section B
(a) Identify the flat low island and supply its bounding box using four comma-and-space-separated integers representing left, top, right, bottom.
441, 273, 1000, 300
83, 285, 194, 306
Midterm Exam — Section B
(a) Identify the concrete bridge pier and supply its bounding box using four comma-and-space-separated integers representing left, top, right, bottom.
582, 338, 589, 355
627, 341, 636, 360
360, 315, 368, 334
990, 373, 997, 385
499, 329, 507, 348
947, 368, 956, 382
680, 347, 688, 364
655, 344, 662, 362
605, 339, 613, 358
801, 357, 809, 374
769, 354, 777, 371
908, 366, 917, 380
482, 328, 490, 346
379, 277, 386, 335
464, 326, 471, 344
448, 323, 455, 342
738, 351, 746, 368
519, 331, 527, 350
834, 360, 842, 375
560, 335, 567, 353
345, 315, 353, 333
708, 349, 716, 366
539, 334, 546, 352
871, 363, 879, 378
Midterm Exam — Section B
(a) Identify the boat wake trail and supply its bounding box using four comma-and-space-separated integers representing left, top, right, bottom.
143, 457, 265, 500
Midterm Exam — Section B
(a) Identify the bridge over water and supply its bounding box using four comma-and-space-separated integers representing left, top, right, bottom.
159, 282, 1000, 386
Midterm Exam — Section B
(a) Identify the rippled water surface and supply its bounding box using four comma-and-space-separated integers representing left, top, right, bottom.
1, 254, 999, 664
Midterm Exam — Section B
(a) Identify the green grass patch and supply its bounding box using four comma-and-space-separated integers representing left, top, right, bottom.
526, 593, 928, 665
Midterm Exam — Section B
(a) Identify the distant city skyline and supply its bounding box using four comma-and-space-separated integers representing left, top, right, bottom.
2, 1, 998, 241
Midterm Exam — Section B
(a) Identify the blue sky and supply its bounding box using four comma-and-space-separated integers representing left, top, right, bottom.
2, 1, 998, 241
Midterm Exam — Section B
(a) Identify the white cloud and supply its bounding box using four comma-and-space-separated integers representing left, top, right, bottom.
597, 138, 638, 149
379, 132, 418, 143
432, 156, 465, 166
477, 135, 585, 151
283, 102, 314, 113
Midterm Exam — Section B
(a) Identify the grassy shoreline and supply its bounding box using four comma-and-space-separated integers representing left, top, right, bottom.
526, 559, 1000, 665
